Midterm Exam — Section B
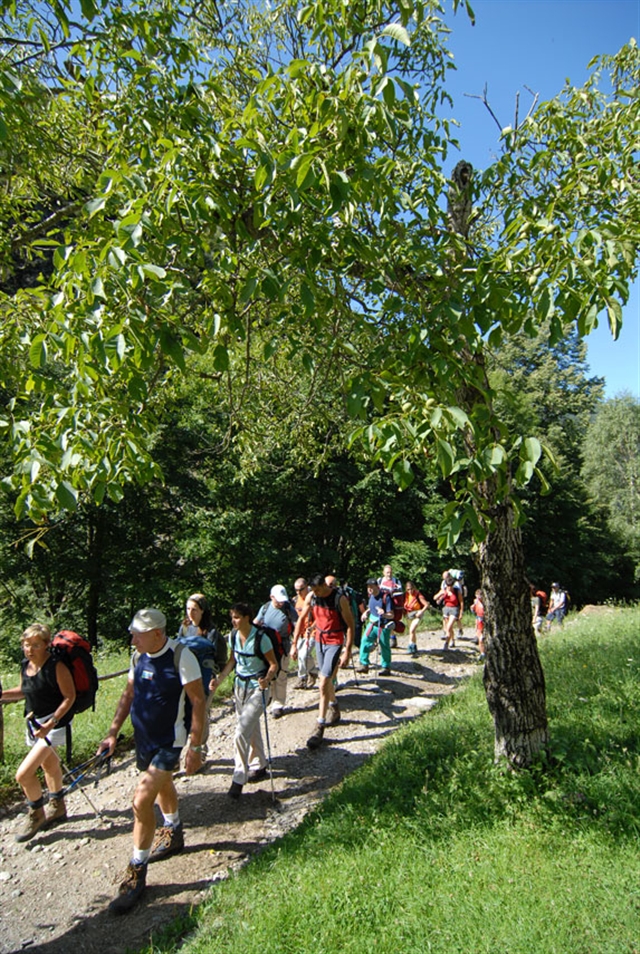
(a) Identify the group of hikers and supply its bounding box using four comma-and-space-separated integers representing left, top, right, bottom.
0, 564, 567, 915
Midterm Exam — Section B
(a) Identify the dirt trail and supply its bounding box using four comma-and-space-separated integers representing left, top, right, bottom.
0, 626, 479, 954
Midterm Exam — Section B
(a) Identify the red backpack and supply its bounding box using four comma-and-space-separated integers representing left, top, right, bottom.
51, 630, 99, 715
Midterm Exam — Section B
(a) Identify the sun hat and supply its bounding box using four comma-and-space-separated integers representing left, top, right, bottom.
129, 608, 167, 632
270, 584, 289, 603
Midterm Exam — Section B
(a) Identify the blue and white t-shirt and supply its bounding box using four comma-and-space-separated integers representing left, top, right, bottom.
130, 638, 201, 754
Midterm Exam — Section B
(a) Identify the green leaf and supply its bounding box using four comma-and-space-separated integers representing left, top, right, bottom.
55, 480, 78, 512
380, 23, 411, 46
29, 335, 47, 369
213, 344, 229, 371
392, 458, 414, 490
522, 437, 542, 465
140, 263, 167, 280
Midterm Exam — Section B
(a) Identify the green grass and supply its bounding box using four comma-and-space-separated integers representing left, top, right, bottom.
0, 647, 236, 805
141, 607, 640, 954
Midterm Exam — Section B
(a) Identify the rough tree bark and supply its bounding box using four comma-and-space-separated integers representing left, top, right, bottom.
448, 161, 549, 766
477, 495, 549, 765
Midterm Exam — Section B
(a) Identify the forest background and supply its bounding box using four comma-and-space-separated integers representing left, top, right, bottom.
0, 0, 638, 669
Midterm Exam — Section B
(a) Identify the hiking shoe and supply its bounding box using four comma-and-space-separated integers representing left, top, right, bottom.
378, 668, 391, 677
44, 796, 67, 829
228, 781, 243, 799
150, 823, 184, 863
407, 642, 417, 656
272, 706, 285, 719
389, 635, 398, 649
293, 677, 308, 690
306, 724, 325, 750
247, 766, 269, 783
109, 861, 147, 915
15, 806, 46, 843
326, 703, 341, 726
357, 665, 369, 674
305, 673, 317, 689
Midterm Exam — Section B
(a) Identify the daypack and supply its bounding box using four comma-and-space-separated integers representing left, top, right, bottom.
51, 630, 99, 716
233, 624, 285, 675
175, 632, 225, 696
337, 585, 362, 640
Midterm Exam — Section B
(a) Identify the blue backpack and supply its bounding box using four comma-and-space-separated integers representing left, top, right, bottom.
175, 633, 224, 696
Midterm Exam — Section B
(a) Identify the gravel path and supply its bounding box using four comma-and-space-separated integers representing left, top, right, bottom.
0, 626, 479, 954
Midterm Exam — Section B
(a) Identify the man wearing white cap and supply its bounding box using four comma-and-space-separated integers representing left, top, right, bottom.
254, 585, 298, 718
98, 608, 205, 915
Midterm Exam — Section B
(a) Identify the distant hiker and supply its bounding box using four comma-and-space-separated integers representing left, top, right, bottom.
176, 592, 227, 762
359, 578, 395, 675
98, 608, 205, 915
470, 589, 486, 660
210, 603, 278, 798
449, 569, 468, 637
254, 584, 298, 718
292, 578, 317, 690
403, 581, 430, 656
545, 583, 567, 632
530, 585, 547, 635
1, 623, 76, 843
433, 573, 461, 652
292, 573, 354, 750
378, 564, 402, 647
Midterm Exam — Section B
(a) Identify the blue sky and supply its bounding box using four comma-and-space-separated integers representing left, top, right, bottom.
442, 0, 640, 398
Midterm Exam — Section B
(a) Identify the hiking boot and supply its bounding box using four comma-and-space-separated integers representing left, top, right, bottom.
15, 806, 46, 843
293, 677, 308, 690
150, 823, 184, 863
44, 795, 67, 829
389, 635, 398, 649
228, 781, 243, 799
378, 668, 391, 677
326, 703, 341, 726
247, 766, 269, 783
306, 724, 325, 750
272, 706, 285, 720
357, 665, 369, 674
109, 861, 147, 915
305, 673, 317, 689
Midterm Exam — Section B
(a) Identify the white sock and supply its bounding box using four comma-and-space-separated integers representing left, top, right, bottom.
132, 847, 151, 866
162, 811, 180, 828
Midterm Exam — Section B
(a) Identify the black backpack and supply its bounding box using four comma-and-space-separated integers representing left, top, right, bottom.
233, 624, 286, 675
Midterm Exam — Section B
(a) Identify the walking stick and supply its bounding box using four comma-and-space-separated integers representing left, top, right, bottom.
260, 691, 276, 805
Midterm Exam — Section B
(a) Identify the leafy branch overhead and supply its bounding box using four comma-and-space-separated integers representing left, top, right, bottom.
0, 0, 638, 527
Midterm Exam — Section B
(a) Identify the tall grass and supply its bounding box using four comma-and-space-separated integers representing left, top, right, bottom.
145, 607, 640, 954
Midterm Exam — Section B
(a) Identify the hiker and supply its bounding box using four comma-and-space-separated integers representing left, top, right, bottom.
545, 583, 567, 632
433, 573, 461, 651
178, 592, 221, 644
340, 580, 366, 648
210, 602, 278, 798
97, 608, 205, 915
291, 572, 355, 750
449, 569, 468, 638
359, 578, 395, 675
292, 578, 317, 690
530, 585, 546, 635
378, 564, 402, 648
403, 581, 430, 656
1, 623, 76, 842
176, 592, 228, 761
470, 589, 486, 660
254, 584, 297, 719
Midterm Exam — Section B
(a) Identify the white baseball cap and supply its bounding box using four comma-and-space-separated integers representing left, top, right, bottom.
129, 608, 166, 632
270, 584, 288, 603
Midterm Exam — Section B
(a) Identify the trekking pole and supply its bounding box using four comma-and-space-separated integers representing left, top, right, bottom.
27, 715, 105, 821
350, 652, 359, 688
260, 691, 277, 805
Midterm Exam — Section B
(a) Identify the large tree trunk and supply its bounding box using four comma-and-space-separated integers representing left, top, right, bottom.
477, 495, 548, 766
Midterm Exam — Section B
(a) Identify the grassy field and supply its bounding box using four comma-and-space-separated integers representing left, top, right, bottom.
142, 607, 640, 954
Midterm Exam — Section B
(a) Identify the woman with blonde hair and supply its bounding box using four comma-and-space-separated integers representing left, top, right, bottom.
1, 623, 76, 842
